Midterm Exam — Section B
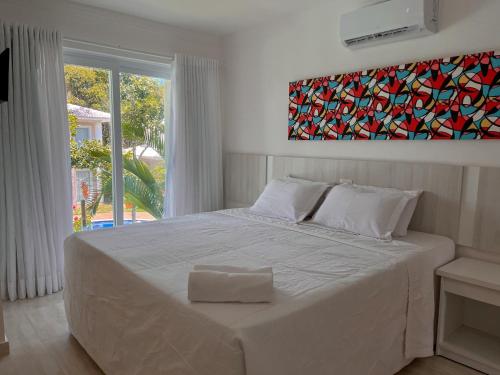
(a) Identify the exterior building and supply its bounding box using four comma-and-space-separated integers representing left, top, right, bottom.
68, 103, 110, 205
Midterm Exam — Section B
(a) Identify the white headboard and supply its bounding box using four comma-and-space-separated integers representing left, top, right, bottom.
224, 152, 500, 262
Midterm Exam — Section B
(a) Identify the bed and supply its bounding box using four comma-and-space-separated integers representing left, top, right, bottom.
64, 208, 454, 375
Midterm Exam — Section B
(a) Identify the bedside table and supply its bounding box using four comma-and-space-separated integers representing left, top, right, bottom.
436, 257, 500, 375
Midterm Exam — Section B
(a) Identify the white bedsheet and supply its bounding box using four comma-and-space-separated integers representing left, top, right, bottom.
64, 208, 454, 375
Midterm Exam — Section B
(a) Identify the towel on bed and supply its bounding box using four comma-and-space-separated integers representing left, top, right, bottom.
188, 266, 274, 303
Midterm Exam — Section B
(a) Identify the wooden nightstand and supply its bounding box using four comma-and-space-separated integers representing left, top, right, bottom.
437, 258, 500, 375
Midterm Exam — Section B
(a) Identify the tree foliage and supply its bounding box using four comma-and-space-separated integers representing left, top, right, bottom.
70, 140, 111, 171
120, 73, 165, 152
65, 65, 110, 112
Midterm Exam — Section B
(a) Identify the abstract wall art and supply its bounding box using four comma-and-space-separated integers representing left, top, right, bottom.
288, 50, 500, 140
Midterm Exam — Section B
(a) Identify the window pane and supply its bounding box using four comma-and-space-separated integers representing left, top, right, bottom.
75, 127, 90, 145
65, 64, 114, 232
119, 72, 169, 224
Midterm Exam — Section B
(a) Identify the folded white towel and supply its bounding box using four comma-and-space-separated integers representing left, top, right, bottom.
193, 265, 273, 274
188, 269, 274, 303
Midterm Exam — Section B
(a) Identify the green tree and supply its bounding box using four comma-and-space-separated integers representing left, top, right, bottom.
65, 65, 110, 111
120, 73, 165, 155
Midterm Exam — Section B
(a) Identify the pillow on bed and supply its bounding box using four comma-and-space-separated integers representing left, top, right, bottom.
250, 177, 329, 223
350, 184, 423, 237
392, 190, 422, 237
286, 175, 335, 219
312, 184, 410, 240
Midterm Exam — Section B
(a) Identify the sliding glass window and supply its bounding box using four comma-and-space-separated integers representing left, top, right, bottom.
64, 48, 171, 231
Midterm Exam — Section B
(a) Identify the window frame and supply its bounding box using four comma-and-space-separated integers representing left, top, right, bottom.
64, 45, 171, 226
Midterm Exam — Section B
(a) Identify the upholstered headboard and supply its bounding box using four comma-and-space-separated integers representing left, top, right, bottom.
224, 152, 500, 261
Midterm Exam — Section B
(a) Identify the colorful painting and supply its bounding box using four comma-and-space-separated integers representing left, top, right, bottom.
288, 51, 500, 140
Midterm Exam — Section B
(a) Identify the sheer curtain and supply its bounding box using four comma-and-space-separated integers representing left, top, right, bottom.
165, 54, 223, 217
0, 22, 72, 301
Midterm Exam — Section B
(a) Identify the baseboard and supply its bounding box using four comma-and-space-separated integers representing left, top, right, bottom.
0, 335, 9, 356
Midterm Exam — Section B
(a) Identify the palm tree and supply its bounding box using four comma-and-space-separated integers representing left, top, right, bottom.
86, 130, 165, 220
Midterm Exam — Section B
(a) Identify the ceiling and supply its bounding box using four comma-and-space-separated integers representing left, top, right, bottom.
69, 0, 330, 35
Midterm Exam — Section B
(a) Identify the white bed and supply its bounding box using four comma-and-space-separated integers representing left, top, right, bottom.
64, 208, 455, 375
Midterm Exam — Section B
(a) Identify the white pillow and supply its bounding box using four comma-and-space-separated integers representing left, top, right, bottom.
350, 184, 422, 237
250, 177, 329, 223
393, 191, 422, 236
312, 184, 410, 240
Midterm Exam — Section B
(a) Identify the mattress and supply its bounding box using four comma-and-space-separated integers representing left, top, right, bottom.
64, 208, 455, 375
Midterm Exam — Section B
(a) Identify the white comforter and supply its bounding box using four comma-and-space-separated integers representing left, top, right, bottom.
64, 209, 454, 375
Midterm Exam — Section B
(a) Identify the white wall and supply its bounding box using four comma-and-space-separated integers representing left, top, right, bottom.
223, 0, 500, 167
0, 0, 222, 60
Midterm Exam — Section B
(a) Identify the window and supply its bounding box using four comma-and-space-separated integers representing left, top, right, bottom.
75, 127, 90, 145
64, 46, 171, 232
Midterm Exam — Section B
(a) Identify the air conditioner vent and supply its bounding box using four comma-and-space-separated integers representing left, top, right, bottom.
345, 26, 419, 47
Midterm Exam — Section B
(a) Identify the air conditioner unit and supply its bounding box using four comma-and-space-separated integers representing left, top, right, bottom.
340, 0, 438, 48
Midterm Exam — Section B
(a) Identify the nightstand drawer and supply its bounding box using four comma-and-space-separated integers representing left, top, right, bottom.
443, 278, 500, 307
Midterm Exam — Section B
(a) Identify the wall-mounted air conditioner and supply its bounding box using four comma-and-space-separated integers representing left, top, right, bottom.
340, 0, 439, 48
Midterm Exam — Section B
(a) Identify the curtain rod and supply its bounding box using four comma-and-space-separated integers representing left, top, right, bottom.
62, 37, 174, 63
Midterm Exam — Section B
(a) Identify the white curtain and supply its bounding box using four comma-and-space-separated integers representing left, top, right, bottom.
0, 22, 72, 301
165, 54, 223, 217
